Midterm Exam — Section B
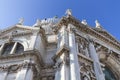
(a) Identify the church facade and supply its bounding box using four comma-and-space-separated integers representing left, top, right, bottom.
0, 9, 120, 80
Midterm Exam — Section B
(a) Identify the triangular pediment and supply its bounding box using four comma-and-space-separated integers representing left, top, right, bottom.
0, 25, 39, 37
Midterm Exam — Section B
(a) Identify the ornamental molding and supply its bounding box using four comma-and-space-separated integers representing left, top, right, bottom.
52, 44, 69, 62
0, 31, 33, 40
0, 50, 44, 67
55, 16, 120, 52
0, 25, 40, 38
78, 53, 93, 65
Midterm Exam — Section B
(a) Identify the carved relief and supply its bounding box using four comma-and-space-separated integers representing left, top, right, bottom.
76, 36, 90, 57
80, 62, 96, 80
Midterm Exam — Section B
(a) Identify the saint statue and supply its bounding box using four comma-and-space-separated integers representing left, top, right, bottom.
65, 9, 72, 16
95, 20, 102, 29
81, 19, 87, 25
33, 19, 41, 27
18, 18, 24, 25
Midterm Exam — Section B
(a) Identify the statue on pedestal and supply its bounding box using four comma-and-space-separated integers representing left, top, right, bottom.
65, 9, 72, 17
95, 20, 102, 29
81, 20, 87, 25
33, 19, 41, 27
18, 18, 24, 25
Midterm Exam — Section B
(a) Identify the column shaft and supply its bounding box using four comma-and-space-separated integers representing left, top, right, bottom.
15, 68, 27, 80
0, 72, 7, 80
89, 42, 105, 80
55, 26, 70, 80
0, 44, 5, 55
10, 42, 17, 54
25, 69, 33, 80
69, 30, 81, 80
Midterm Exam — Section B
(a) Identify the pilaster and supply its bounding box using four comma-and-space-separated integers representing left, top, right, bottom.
55, 25, 70, 80
0, 72, 8, 80
0, 43, 5, 55
68, 24, 81, 80
10, 42, 17, 54
15, 68, 27, 80
87, 37, 105, 80
29, 32, 38, 50
25, 68, 33, 80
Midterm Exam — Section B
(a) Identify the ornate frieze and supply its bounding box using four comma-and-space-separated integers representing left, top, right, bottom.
80, 62, 96, 80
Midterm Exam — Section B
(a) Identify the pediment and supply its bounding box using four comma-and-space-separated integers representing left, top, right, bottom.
0, 25, 39, 38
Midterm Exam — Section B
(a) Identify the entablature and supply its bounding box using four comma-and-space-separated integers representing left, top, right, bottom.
55, 16, 120, 55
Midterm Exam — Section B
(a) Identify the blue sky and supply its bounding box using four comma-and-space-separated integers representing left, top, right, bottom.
0, 0, 120, 40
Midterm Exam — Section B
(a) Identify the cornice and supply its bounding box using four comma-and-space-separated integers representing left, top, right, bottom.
78, 53, 93, 65
52, 45, 69, 61
0, 25, 39, 37
0, 50, 44, 67
0, 31, 33, 40
56, 16, 120, 52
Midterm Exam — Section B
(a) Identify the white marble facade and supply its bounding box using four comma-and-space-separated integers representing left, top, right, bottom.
0, 10, 120, 80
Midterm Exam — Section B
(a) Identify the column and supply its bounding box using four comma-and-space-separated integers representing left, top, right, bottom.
60, 54, 67, 80
15, 68, 27, 80
0, 72, 8, 80
55, 70, 60, 80
25, 68, 33, 80
0, 43, 5, 55
68, 24, 81, 80
55, 52, 70, 80
10, 42, 17, 54
55, 26, 70, 80
88, 39, 105, 80
29, 32, 38, 50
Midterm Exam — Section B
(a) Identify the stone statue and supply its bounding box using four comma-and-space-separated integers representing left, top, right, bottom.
18, 18, 24, 25
81, 20, 87, 25
8, 34, 13, 42
95, 20, 102, 28
65, 9, 72, 16
33, 19, 41, 27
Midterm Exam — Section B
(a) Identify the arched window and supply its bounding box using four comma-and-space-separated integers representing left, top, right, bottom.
103, 67, 116, 80
15, 43, 24, 54
2, 42, 14, 55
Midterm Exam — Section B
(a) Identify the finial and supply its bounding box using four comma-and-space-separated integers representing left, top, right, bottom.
95, 20, 102, 28
65, 9, 72, 16
18, 18, 24, 25
81, 19, 87, 25
33, 19, 41, 27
